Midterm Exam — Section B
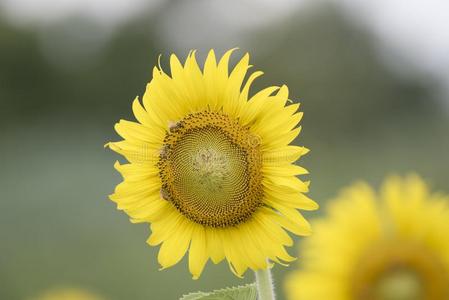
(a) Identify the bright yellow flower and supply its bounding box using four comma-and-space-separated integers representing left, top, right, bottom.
285, 174, 449, 300
107, 49, 317, 279
30, 288, 103, 300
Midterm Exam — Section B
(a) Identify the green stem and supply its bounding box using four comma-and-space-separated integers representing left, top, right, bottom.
255, 267, 275, 300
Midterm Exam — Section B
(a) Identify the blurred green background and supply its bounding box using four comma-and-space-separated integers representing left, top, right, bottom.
1, 0, 448, 299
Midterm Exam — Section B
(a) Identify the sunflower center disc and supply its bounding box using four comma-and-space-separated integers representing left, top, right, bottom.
158, 111, 263, 227
352, 242, 449, 300
375, 270, 423, 300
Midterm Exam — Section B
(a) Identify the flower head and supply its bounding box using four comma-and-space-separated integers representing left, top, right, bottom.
108, 49, 317, 279
286, 174, 449, 300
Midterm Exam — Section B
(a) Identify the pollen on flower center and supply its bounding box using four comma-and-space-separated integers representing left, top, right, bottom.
192, 148, 230, 192
158, 111, 263, 227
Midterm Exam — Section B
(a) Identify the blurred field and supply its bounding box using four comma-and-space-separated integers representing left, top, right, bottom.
1, 1, 448, 299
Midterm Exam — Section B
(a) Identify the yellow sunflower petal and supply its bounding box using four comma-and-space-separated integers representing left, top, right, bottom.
158, 219, 193, 269
205, 227, 225, 264
188, 225, 208, 279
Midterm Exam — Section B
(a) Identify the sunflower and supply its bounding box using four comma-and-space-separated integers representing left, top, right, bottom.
285, 174, 449, 300
30, 288, 103, 300
107, 49, 317, 279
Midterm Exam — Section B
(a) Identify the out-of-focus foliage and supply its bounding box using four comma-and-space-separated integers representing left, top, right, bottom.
0, 5, 441, 136
251, 6, 440, 139
0, 14, 160, 123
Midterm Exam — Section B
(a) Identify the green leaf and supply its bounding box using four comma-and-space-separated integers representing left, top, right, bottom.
180, 291, 210, 300
180, 283, 257, 300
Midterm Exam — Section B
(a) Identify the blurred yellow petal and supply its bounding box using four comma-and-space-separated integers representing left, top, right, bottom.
286, 175, 449, 300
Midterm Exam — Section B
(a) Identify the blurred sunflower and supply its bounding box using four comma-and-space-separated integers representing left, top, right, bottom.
285, 174, 449, 300
30, 288, 103, 300
107, 49, 317, 279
